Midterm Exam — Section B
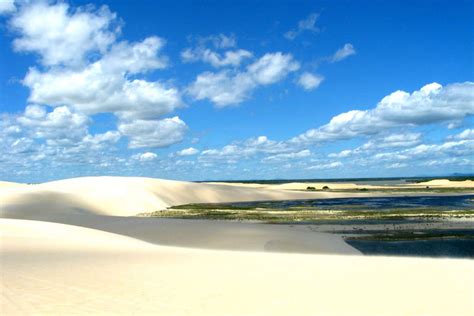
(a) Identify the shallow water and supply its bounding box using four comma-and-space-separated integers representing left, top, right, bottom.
230, 195, 474, 211
347, 239, 474, 258
230, 195, 474, 258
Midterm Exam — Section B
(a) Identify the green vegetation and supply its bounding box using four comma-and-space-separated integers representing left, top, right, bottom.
346, 231, 474, 242
139, 206, 474, 223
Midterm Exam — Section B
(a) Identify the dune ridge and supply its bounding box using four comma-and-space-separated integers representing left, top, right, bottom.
1, 176, 341, 217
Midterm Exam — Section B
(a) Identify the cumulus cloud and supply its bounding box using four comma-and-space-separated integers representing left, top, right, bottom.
10, 2, 119, 66
23, 37, 178, 120
292, 82, 474, 145
176, 147, 199, 156
200, 136, 291, 164
262, 149, 311, 162
328, 149, 352, 158
330, 43, 356, 62
284, 13, 320, 40
386, 162, 407, 169
361, 133, 422, 149
448, 128, 474, 140
307, 161, 342, 170
182, 48, 253, 68
297, 72, 324, 90
82, 131, 121, 147
133, 152, 158, 162
9, 2, 185, 151
17, 105, 90, 146
0, 0, 15, 14
195, 33, 236, 49
188, 52, 300, 106
181, 33, 250, 68
118, 117, 187, 148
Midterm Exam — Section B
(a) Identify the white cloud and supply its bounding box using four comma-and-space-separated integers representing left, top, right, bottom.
361, 133, 422, 149
284, 13, 320, 40
386, 162, 407, 169
82, 131, 121, 147
248, 53, 300, 85
330, 43, 356, 62
200, 136, 291, 163
297, 72, 324, 90
188, 52, 300, 106
100, 36, 168, 74
262, 149, 311, 162
328, 149, 352, 158
9, 2, 185, 150
181, 48, 252, 68
133, 152, 158, 162
196, 34, 236, 49
0, 0, 15, 14
292, 82, 474, 145
177, 147, 199, 156
23, 38, 178, 120
118, 116, 187, 148
17, 105, 89, 146
448, 129, 474, 140
10, 2, 119, 66
307, 161, 342, 170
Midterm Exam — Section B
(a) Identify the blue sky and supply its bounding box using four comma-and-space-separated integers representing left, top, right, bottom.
0, 0, 473, 182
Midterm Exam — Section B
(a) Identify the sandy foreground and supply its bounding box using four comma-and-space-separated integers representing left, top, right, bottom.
1, 176, 474, 315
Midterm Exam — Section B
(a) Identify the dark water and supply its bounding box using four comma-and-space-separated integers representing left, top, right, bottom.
230, 195, 474, 211
347, 239, 474, 258
229, 195, 474, 258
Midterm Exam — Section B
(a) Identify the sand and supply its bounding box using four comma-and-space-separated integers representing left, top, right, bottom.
0, 176, 347, 217
1, 176, 473, 315
208, 179, 474, 190
2, 218, 473, 316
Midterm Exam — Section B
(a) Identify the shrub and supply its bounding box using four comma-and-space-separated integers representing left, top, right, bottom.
306, 186, 316, 191
322, 186, 330, 190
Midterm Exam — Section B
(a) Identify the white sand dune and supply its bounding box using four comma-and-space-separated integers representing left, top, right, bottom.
2, 219, 473, 316
209, 179, 474, 190
1, 176, 345, 217
0, 180, 26, 189
0, 176, 358, 254
411, 179, 474, 188
1, 176, 473, 315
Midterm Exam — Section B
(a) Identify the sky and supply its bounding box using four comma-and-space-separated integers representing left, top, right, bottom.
0, 0, 473, 183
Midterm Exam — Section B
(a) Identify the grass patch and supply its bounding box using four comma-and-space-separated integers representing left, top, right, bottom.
346, 231, 474, 241
139, 206, 474, 223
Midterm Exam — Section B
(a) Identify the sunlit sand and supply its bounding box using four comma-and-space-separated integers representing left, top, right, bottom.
1, 177, 473, 315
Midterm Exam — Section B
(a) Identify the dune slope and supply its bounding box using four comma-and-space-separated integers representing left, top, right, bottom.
0, 176, 343, 217
0, 176, 358, 254
2, 219, 473, 316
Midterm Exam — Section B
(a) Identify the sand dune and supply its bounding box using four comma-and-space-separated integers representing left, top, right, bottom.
209, 179, 474, 190
0, 176, 357, 254
2, 219, 473, 316
1, 176, 341, 217
0, 180, 26, 189
412, 179, 474, 188
1, 176, 473, 315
